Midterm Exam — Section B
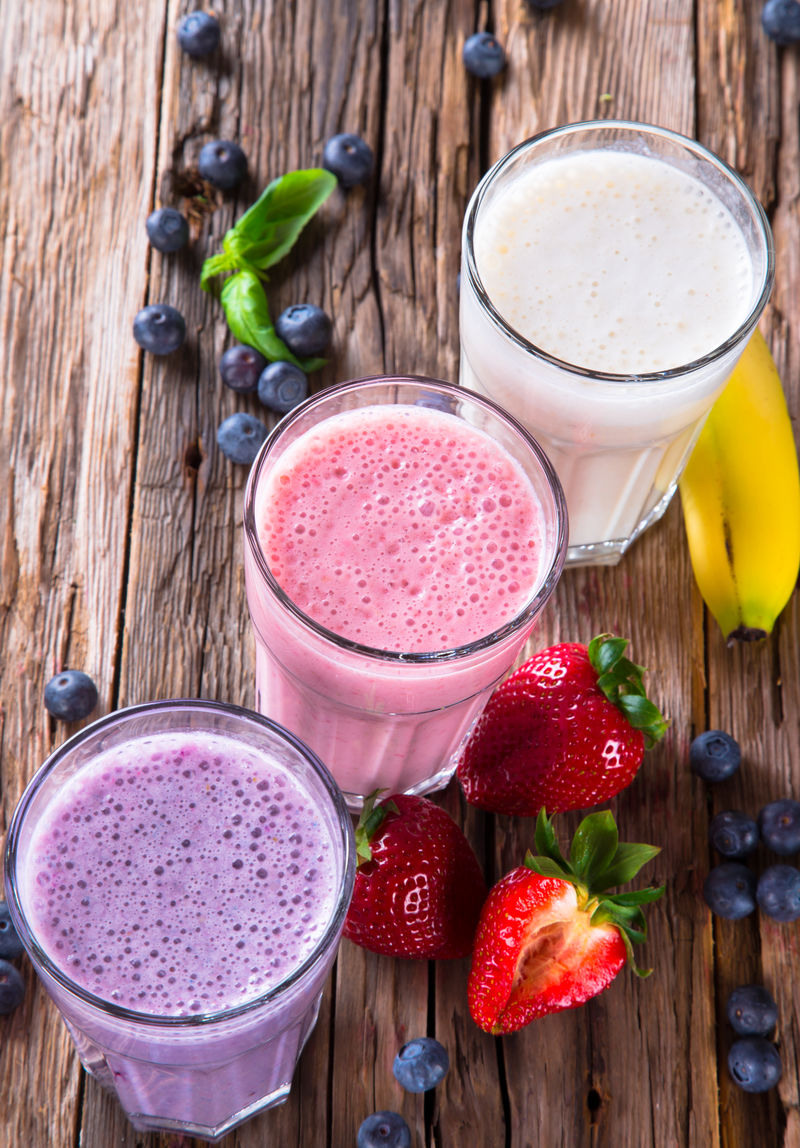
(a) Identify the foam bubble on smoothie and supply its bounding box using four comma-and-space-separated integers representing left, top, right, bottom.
257, 404, 547, 653
22, 733, 338, 1016
475, 149, 755, 374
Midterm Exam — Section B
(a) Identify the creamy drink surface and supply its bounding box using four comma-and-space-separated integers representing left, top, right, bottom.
256, 403, 546, 653
20, 730, 338, 1016
474, 149, 755, 373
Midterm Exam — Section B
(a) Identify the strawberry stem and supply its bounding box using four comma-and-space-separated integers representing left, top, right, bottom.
525, 808, 664, 975
354, 790, 399, 865
587, 633, 668, 749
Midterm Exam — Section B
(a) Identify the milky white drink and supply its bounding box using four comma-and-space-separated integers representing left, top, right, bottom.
461, 121, 773, 563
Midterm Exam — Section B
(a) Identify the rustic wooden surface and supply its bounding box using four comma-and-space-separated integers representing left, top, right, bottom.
1, 1, 799, 1146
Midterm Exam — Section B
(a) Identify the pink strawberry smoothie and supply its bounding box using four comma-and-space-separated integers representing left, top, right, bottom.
258, 404, 545, 651
244, 385, 566, 804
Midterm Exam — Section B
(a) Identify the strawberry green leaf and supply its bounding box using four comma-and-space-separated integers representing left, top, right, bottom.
354, 790, 398, 866
603, 885, 666, 906
586, 633, 667, 747
524, 853, 573, 881
569, 810, 618, 880
533, 807, 569, 869
592, 842, 662, 891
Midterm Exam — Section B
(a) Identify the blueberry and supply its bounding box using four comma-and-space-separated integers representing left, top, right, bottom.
689, 730, 741, 783
756, 864, 800, 921
322, 133, 374, 188
392, 1037, 450, 1092
726, 985, 779, 1037
44, 670, 99, 722
356, 1111, 411, 1148
219, 345, 268, 393
275, 303, 332, 357
0, 960, 24, 1016
758, 798, 800, 854
146, 207, 189, 254
728, 1036, 783, 1093
216, 412, 269, 465
709, 810, 759, 859
702, 862, 756, 919
463, 31, 506, 78
0, 904, 24, 962
257, 361, 308, 414
133, 304, 186, 355
198, 140, 248, 191
177, 11, 221, 57
762, 0, 800, 45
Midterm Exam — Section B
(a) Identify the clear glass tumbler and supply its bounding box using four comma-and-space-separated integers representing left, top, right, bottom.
460, 120, 774, 565
4, 700, 355, 1142
243, 376, 567, 807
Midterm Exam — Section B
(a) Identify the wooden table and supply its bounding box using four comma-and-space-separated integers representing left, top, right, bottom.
2, 2, 799, 1145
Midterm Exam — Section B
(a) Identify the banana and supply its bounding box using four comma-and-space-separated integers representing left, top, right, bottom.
679, 329, 800, 643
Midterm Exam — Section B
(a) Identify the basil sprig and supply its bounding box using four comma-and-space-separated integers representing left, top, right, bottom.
201, 168, 337, 372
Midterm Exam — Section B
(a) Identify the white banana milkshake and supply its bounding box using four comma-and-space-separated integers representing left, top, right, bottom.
460, 122, 774, 564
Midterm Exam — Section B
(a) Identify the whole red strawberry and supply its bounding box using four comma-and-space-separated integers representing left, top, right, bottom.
457, 633, 667, 815
343, 792, 487, 959
468, 809, 663, 1034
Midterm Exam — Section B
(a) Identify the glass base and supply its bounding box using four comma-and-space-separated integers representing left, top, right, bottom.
343, 757, 459, 810
126, 1084, 291, 1142
564, 484, 676, 567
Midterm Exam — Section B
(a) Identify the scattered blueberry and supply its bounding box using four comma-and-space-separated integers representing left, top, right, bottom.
758, 798, 800, 855
0, 960, 24, 1015
322, 133, 374, 188
762, 0, 800, 45
146, 207, 189, 253
356, 1111, 411, 1148
216, 412, 269, 465
709, 810, 759, 859
728, 1036, 783, 1093
44, 670, 99, 722
689, 730, 741, 783
756, 864, 800, 922
133, 304, 186, 355
219, 345, 268, 393
702, 862, 756, 919
726, 985, 778, 1038
392, 1037, 450, 1092
198, 139, 248, 191
275, 303, 332, 357
0, 904, 24, 962
257, 361, 308, 414
463, 31, 507, 78
177, 11, 221, 57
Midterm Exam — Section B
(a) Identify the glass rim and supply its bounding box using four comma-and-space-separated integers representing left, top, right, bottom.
463, 119, 775, 384
4, 698, 356, 1030
243, 374, 568, 664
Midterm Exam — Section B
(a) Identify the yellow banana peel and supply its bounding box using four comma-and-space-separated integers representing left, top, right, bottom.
679, 329, 800, 643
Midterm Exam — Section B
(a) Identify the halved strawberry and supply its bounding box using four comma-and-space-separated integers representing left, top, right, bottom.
458, 633, 668, 815
343, 792, 488, 959
467, 809, 663, 1034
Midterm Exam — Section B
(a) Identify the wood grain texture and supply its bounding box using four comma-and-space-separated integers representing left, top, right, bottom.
1, 1, 799, 1146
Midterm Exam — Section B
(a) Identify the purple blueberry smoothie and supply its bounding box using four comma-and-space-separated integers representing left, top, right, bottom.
5, 701, 355, 1141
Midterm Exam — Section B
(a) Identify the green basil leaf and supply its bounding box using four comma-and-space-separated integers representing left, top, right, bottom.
200, 251, 237, 293
229, 168, 337, 271
219, 271, 323, 370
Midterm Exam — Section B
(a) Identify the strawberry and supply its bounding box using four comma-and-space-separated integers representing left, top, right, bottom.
343, 792, 488, 959
468, 809, 664, 1034
457, 633, 667, 815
